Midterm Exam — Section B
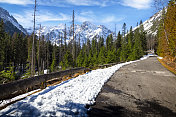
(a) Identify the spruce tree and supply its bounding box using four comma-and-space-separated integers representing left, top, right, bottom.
139, 20, 147, 52
120, 23, 128, 62
50, 44, 56, 72
60, 51, 73, 70
116, 31, 122, 49
127, 26, 134, 61
132, 28, 144, 60
0, 19, 5, 70
122, 23, 126, 37
98, 46, 106, 65
163, 0, 176, 59
76, 50, 84, 67
106, 34, 113, 51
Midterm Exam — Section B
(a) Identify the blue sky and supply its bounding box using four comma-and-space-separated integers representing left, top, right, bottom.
0, 0, 157, 32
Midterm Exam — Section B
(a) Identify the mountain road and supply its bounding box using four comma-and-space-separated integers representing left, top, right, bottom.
88, 57, 176, 117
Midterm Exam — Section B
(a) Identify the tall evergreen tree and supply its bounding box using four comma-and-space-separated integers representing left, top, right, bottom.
98, 46, 106, 65
76, 50, 84, 67
132, 28, 144, 60
120, 23, 128, 61
122, 23, 126, 37
0, 19, 5, 70
139, 20, 147, 52
50, 44, 56, 72
157, 0, 176, 60
106, 34, 113, 51
60, 51, 73, 70
127, 26, 134, 60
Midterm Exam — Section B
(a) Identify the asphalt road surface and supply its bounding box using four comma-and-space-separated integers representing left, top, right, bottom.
88, 57, 176, 117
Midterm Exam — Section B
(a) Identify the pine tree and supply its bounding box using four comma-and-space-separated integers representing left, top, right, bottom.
0, 19, 5, 70
98, 37, 104, 53
120, 41, 127, 62
91, 38, 98, 66
88, 50, 93, 67
106, 34, 113, 51
76, 50, 84, 67
82, 43, 89, 67
86, 39, 91, 56
98, 46, 106, 65
115, 31, 121, 51
127, 26, 134, 61
50, 44, 56, 72
122, 23, 126, 37
164, 0, 176, 60
139, 20, 147, 52
4, 33, 11, 68
83, 54, 89, 67
132, 28, 144, 60
60, 51, 73, 70
120, 23, 128, 61
106, 48, 116, 63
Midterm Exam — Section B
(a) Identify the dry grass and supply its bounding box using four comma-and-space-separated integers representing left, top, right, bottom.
158, 58, 176, 75
47, 71, 89, 87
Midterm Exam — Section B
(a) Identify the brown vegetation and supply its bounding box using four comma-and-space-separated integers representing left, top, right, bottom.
158, 58, 176, 75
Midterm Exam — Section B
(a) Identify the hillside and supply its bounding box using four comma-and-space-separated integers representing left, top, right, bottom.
133, 9, 163, 36
0, 7, 27, 35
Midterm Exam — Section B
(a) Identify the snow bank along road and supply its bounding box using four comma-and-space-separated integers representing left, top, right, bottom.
88, 57, 176, 117
0, 56, 149, 116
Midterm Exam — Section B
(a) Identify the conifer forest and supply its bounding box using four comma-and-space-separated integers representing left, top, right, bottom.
0, 0, 175, 84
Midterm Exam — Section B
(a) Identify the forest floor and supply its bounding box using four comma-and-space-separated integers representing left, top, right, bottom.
88, 57, 176, 117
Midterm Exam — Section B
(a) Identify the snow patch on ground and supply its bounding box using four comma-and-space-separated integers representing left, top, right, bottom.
44, 69, 49, 74
0, 89, 40, 108
0, 56, 149, 116
157, 57, 163, 59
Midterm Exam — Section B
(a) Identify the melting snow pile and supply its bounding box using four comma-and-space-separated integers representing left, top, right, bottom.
0, 56, 149, 116
157, 56, 163, 59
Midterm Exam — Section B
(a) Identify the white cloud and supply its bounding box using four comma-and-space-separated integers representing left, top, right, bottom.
12, 9, 124, 29
76, 11, 95, 22
0, 0, 152, 9
37, 0, 110, 7
65, 0, 108, 7
76, 11, 124, 24
0, 0, 110, 7
0, 0, 33, 5
102, 16, 116, 23
12, 10, 70, 28
122, 0, 152, 9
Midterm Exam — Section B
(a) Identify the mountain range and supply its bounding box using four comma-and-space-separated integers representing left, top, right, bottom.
0, 7, 163, 44
35, 21, 113, 45
35, 10, 162, 45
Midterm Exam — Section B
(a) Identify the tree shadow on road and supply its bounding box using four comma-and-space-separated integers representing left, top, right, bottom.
88, 100, 176, 117
87, 104, 141, 117
136, 100, 176, 117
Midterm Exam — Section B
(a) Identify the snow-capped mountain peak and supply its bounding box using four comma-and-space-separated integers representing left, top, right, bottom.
133, 8, 165, 35
0, 7, 27, 35
35, 21, 114, 45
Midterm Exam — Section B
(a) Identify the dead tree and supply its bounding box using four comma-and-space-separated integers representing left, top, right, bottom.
31, 0, 37, 76
38, 24, 41, 75
72, 10, 75, 62
64, 24, 67, 51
